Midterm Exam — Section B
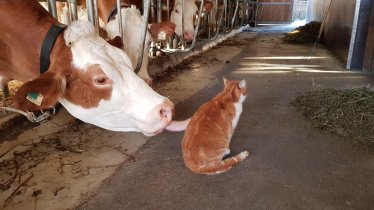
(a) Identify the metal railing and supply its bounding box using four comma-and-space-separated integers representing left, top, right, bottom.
198, 0, 225, 41
160, 0, 206, 53
40, 0, 257, 66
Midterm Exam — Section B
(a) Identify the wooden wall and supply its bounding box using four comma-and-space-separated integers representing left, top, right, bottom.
257, 0, 293, 23
363, 3, 374, 72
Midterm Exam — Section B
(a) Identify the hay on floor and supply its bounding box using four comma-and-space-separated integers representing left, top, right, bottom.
292, 88, 374, 153
282, 21, 321, 44
0, 80, 23, 107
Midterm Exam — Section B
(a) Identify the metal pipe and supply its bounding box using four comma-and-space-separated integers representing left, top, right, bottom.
134, 0, 151, 73
47, 0, 58, 19
223, 0, 232, 33
162, 0, 205, 53
93, 0, 99, 32
199, 0, 224, 41
116, 0, 123, 42
181, 0, 185, 50
166, 0, 170, 21
150, 0, 156, 22
231, 0, 239, 28
157, 0, 162, 22
68, 0, 78, 21
86, 0, 95, 24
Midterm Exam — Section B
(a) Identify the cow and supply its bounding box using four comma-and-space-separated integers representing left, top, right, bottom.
94, 0, 176, 85
170, 0, 214, 41
0, 0, 180, 136
49, 0, 213, 84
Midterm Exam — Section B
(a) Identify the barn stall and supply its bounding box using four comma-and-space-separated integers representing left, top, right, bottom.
0, 0, 373, 209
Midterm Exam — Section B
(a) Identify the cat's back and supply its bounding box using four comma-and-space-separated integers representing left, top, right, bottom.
182, 98, 234, 150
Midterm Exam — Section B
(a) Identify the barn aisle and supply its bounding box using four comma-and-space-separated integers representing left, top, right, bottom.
78, 31, 374, 209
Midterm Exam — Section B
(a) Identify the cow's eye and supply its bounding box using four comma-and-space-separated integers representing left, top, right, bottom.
94, 75, 112, 86
175, 9, 179, 14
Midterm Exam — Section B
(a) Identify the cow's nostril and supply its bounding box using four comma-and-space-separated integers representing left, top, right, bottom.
160, 107, 172, 122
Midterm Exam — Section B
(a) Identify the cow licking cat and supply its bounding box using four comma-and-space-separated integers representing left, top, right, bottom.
0, 0, 186, 136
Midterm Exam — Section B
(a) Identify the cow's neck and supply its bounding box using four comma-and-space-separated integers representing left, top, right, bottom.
0, 0, 63, 81
97, 0, 127, 23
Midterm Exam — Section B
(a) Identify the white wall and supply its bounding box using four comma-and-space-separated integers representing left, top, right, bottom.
305, 0, 330, 22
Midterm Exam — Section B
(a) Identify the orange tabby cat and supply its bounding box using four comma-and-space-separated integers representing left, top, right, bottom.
182, 78, 249, 175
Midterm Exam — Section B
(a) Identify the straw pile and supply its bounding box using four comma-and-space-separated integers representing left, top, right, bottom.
0, 80, 23, 107
292, 88, 374, 153
282, 21, 321, 44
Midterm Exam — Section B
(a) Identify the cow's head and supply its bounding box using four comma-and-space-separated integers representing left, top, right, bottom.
170, 0, 214, 42
104, 6, 175, 84
170, 0, 198, 42
13, 21, 174, 136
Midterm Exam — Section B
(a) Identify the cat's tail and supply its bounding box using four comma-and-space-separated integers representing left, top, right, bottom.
194, 151, 249, 175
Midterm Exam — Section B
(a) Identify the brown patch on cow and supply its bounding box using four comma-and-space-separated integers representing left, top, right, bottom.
64, 65, 113, 109
96, 0, 130, 23
0, 0, 59, 84
107, 36, 124, 49
149, 22, 176, 41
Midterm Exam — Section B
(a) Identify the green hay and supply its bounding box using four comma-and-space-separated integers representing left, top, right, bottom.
292, 88, 374, 153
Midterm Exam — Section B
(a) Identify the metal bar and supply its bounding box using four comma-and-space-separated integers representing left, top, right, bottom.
134, 0, 151, 73
68, 0, 78, 21
48, 0, 58, 19
167, 0, 170, 21
231, 0, 239, 28
93, 0, 99, 32
86, 0, 95, 24
223, 0, 232, 34
181, 0, 185, 49
150, 0, 156, 22
199, 0, 225, 41
116, 0, 123, 42
157, 0, 162, 22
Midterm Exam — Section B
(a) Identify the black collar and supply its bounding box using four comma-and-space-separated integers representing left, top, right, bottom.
40, 23, 67, 74
107, 3, 130, 22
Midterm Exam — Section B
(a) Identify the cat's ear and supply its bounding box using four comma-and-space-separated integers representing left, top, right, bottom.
239, 79, 246, 89
223, 77, 228, 86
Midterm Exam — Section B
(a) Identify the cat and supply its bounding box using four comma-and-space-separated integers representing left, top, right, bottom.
182, 78, 249, 175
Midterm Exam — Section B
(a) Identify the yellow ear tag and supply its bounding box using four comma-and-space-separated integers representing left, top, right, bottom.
26, 92, 43, 106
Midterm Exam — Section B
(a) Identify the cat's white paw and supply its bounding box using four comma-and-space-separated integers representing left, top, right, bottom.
239, 151, 249, 160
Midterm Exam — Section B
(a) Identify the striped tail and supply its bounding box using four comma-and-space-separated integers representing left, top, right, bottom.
192, 151, 249, 175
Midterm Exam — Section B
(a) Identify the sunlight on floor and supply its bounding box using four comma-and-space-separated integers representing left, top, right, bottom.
233, 60, 347, 74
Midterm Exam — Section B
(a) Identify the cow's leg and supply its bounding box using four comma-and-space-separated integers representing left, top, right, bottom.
137, 44, 153, 86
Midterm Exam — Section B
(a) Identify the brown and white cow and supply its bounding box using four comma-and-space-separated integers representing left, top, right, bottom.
170, 0, 214, 41
53, 0, 212, 83
95, 0, 176, 85
0, 0, 179, 136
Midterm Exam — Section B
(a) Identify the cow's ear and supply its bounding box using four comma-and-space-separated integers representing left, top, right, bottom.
13, 72, 65, 111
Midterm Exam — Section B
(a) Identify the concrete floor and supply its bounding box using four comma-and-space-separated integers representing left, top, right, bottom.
78, 32, 374, 209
